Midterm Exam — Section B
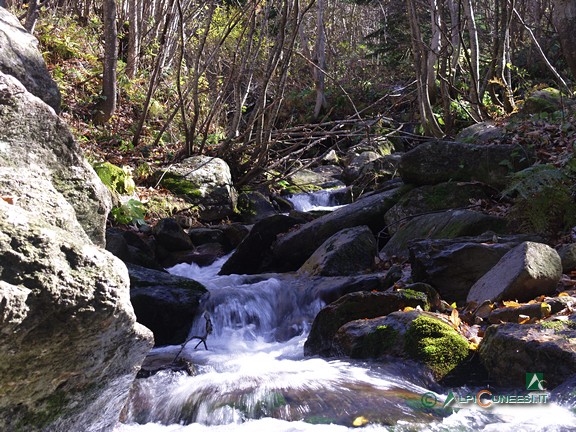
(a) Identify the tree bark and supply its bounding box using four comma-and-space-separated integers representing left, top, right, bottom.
551, 0, 576, 81
94, 0, 118, 124
126, 0, 140, 79
313, 0, 327, 118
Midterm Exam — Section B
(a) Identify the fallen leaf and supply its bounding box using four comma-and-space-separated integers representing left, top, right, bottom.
503, 300, 522, 308
352, 416, 369, 427
403, 307, 414, 312
518, 315, 530, 324
1, 196, 15, 204
449, 308, 461, 327
559, 292, 571, 297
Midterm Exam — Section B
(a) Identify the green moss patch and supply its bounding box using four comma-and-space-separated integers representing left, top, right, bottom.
93, 161, 135, 195
405, 316, 469, 379
160, 172, 203, 197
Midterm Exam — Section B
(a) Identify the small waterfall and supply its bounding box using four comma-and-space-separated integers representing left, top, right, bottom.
286, 188, 347, 212
117, 257, 576, 431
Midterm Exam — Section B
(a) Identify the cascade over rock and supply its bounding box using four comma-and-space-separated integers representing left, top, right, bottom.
0, 24, 153, 431
265, 185, 405, 273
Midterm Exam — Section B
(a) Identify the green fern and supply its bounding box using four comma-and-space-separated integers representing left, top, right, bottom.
504, 164, 576, 235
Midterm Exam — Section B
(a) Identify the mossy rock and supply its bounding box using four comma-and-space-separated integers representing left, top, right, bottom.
159, 172, 203, 197
93, 161, 135, 195
404, 316, 469, 379
522, 88, 564, 114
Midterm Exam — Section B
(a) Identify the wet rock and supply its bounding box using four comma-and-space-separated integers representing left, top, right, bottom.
153, 218, 194, 252
384, 182, 494, 235
304, 289, 429, 357
237, 191, 278, 223
381, 209, 508, 259
266, 186, 406, 273
299, 226, 377, 276
342, 151, 381, 183
188, 227, 227, 247
158, 156, 237, 222
332, 310, 425, 358
161, 243, 226, 268
333, 311, 469, 380
409, 233, 541, 303
399, 140, 534, 188
0, 9, 61, 112
106, 227, 163, 270
351, 154, 402, 191
127, 264, 208, 346
286, 168, 344, 192
219, 214, 305, 275
467, 241, 562, 304
478, 315, 576, 389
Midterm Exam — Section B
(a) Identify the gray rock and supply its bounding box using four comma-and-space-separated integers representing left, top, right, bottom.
287, 167, 345, 191
127, 264, 208, 346
479, 316, 576, 389
381, 209, 508, 259
399, 140, 534, 188
342, 151, 381, 182
558, 243, 576, 273
351, 154, 403, 191
410, 234, 542, 303
0, 202, 153, 431
0, 9, 61, 112
455, 122, 504, 144
299, 226, 376, 276
467, 241, 562, 304
0, 72, 111, 247
266, 186, 406, 272
304, 289, 429, 357
384, 182, 493, 235
159, 156, 237, 221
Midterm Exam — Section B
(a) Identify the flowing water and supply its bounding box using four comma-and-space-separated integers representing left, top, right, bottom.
286, 189, 347, 212
115, 191, 576, 431
115, 255, 576, 432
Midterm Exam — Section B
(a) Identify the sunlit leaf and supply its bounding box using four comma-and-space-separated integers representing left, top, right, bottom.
449, 308, 461, 327
353, 416, 369, 427
502, 300, 522, 308
403, 307, 414, 312
518, 315, 530, 324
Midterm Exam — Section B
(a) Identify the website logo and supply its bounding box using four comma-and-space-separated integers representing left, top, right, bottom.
526, 373, 546, 391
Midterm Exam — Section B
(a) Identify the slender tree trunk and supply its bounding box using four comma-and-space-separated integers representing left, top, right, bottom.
461, 0, 483, 120
406, 0, 444, 137
313, 0, 327, 118
94, 0, 118, 124
126, 0, 140, 79
427, 0, 441, 103
0, 0, 7, 8
24, 0, 41, 33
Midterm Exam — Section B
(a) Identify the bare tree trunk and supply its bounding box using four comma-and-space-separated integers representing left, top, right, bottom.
550, 0, 576, 83
427, 0, 441, 103
24, 0, 43, 33
313, 0, 327, 118
461, 0, 483, 121
0, 0, 7, 8
406, 0, 444, 137
126, 0, 140, 78
94, 0, 118, 124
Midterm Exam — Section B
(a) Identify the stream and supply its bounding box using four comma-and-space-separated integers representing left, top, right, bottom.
115, 191, 576, 432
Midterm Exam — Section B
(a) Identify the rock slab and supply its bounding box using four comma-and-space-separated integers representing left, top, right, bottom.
467, 241, 562, 304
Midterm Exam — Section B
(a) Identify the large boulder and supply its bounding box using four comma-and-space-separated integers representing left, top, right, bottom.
265, 185, 406, 272
409, 233, 541, 303
298, 226, 377, 276
159, 156, 237, 221
399, 140, 533, 188
381, 209, 508, 259
479, 316, 576, 389
467, 241, 562, 304
0, 199, 153, 431
332, 310, 470, 380
304, 289, 429, 357
384, 181, 493, 235
0, 9, 61, 112
127, 264, 208, 346
0, 72, 111, 247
